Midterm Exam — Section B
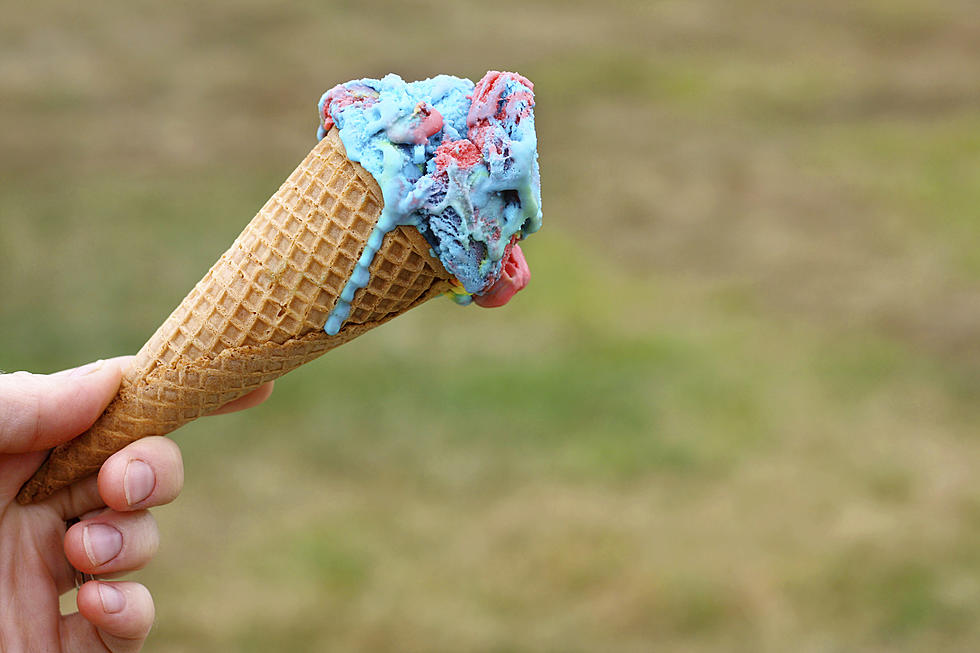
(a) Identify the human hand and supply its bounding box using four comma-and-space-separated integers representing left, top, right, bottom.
0, 357, 273, 652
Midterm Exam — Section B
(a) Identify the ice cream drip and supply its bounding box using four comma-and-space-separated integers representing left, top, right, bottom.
317, 71, 541, 335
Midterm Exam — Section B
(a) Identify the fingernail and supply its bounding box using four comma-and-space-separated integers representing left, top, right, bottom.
57, 359, 105, 377
83, 523, 123, 567
124, 459, 155, 506
98, 583, 126, 614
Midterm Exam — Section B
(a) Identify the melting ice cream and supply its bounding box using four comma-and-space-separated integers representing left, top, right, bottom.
317, 71, 541, 335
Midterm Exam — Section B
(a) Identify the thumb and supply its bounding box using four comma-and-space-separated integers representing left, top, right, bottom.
0, 357, 129, 454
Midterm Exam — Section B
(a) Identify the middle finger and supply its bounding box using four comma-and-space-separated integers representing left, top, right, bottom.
98, 436, 183, 512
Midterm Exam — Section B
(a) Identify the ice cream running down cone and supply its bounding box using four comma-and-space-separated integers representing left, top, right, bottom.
18, 129, 455, 503
18, 71, 541, 504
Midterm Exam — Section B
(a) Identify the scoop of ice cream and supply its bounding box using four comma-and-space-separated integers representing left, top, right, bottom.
317, 71, 542, 335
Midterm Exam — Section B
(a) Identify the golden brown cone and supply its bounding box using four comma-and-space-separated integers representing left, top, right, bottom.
18, 128, 454, 504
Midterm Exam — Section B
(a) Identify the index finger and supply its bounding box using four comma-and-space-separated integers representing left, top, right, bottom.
0, 357, 131, 454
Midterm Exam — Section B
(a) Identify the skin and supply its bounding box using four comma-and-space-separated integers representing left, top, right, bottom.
0, 356, 273, 652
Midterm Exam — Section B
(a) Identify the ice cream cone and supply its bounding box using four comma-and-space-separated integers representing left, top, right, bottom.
17, 128, 454, 504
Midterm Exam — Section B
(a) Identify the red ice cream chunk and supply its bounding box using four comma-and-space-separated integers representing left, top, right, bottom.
387, 102, 445, 145
320, 83, 379, 132
468, 71, 534, 126
433, 139, 483, 173
410, 103, 444, 144
467, 71, 535, 153
474, 243, 531, 308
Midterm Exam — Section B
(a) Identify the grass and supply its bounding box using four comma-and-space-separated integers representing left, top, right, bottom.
2, 0, 980, 651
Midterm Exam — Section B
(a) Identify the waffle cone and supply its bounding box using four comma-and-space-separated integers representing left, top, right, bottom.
18, 128, 454, 504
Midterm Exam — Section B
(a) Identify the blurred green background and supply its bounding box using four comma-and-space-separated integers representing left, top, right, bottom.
2, 0, 980, 651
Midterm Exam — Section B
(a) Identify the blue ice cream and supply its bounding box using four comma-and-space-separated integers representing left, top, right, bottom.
317, 71, 541, 335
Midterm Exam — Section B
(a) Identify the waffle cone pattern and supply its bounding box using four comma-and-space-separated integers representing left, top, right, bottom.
18, 129, 454, 504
